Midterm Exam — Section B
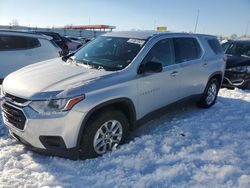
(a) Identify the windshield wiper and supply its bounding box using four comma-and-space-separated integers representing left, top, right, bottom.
74, 59, 106, 70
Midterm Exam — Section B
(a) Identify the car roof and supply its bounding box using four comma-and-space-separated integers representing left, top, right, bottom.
229, 40, 250, 44
0, 29, 52, 40
103, 30, 216, 40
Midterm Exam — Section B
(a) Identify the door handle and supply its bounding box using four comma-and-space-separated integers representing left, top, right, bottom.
171, 71, 178, 77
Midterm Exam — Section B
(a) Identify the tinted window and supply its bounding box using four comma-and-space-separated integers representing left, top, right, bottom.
207, 39, 223, 54
173, 38, 202, 63
224, 42, 250, 57
143, 39, 174, 67
221, 42, 232, 51
0, 35, 40, 50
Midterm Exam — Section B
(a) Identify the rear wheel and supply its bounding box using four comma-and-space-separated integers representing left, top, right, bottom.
197, 78, 220, 108
79, 109, 129, 159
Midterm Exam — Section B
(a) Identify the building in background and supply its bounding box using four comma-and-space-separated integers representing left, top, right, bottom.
0, 24, 116, 38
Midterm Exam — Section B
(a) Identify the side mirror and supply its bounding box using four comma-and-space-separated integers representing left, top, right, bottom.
139, 61, 163, 74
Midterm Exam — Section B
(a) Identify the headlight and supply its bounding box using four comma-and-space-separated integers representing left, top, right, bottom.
227, 66, 250, 73
29, 95, 85, 114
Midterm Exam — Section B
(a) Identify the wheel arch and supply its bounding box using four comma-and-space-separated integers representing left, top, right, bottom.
208, 71, 224, 86
76, 97, 136, 149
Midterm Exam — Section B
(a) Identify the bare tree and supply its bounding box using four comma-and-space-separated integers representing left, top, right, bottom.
10, 19, 19, 26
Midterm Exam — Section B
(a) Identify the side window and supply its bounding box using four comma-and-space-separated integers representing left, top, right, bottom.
27, 37, 41, 48
173, 37, 202, 63
143, 39, 174, 67
0, 35, 40, 51
207, 39, 223, 54
221, 42, 232, 53
0, 35, 11, 50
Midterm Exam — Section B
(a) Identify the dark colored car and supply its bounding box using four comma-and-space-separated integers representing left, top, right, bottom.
34, 31, 69, 56
222, 40, 250, 89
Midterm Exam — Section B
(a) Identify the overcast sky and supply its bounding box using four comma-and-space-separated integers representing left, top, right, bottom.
0, 0, 250, 36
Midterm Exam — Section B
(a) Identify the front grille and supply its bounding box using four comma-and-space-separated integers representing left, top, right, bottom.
2, 103, 26, 130
5, 93, 28, 104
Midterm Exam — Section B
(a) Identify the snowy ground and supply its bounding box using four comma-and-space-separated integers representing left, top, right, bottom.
0, 88, 250, 188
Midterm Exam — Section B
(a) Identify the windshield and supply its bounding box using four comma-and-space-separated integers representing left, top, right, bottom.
223, 42, 250, 57
73, 36, 145, 71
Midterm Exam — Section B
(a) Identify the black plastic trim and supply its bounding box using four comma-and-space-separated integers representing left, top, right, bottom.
39, 136, 67, 149
135, 94, 202, 128
10, 132, 78, 160
208, 71, 224, 85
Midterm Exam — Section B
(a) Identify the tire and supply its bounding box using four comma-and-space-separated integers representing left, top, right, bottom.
197, 78, 220, 108
79, 109, 129, 159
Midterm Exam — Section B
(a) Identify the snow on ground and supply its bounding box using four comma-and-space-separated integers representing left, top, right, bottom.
0, 88, 250, 188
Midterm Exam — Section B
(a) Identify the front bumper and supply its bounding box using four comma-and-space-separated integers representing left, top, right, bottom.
1, 101, 86, 159
9, 131, 79, 159
222, 70, 250, 88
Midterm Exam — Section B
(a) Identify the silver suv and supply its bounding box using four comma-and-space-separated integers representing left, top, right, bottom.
1, 31, 225, 159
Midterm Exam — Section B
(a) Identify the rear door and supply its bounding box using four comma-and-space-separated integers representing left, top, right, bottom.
172, 37, 205, 98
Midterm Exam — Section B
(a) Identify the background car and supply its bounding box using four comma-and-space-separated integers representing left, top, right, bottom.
34, 31, 69, 56
0, 30, 62, 84
62, 36, 82, 52
77, 37, 92, 44
222, 40, 250, 89
64, 36, 84, 44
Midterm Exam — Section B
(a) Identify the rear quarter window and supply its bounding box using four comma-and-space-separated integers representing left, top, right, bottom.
173, 37, 202, 63
0, 35, 41, 50
207, 38, 223, 54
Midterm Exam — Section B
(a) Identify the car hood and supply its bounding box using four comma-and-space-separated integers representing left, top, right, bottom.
226, 55, 250, 68
3, 58, 114, 99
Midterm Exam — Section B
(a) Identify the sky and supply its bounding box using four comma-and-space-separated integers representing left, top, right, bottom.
0, 0, 250, 37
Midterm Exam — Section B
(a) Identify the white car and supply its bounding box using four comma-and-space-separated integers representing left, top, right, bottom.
0, 30, 62, 83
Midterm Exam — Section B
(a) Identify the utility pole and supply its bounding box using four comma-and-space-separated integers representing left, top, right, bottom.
244, 20, 249, 37
194, 9, 200, 33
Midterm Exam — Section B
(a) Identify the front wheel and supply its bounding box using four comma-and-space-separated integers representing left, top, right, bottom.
197, 78, 220, 108
79, 109, 129, 159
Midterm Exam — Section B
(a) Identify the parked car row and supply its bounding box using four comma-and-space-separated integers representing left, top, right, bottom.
1, 31, 226, 159
0, 28, 249, 160
64, 36, 92, 45
33, 31, 90, 54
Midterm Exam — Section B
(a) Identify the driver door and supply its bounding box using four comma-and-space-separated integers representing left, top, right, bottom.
137, 38, 181, 118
